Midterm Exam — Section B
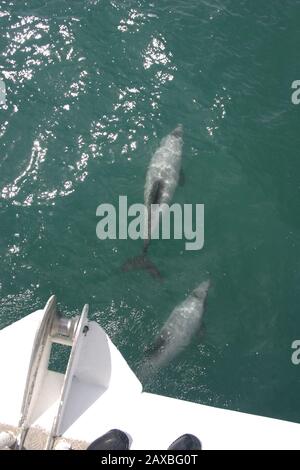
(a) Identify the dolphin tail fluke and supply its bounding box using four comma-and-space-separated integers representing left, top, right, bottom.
121, 254, 163, 281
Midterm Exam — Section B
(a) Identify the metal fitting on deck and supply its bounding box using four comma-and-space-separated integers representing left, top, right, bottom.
51, 314, 80, 345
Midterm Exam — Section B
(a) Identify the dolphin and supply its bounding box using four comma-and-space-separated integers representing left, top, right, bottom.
140, 280, 210, 376
122, 124, 183, 279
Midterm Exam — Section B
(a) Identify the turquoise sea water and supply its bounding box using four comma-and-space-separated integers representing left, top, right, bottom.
1, 0, 300, 423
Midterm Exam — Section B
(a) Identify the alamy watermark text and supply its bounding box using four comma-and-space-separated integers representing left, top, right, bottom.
96, 196, 204, 251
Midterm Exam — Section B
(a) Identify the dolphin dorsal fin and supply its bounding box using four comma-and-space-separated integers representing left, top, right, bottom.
148, 179, 164, 206
145, 333, 167, 357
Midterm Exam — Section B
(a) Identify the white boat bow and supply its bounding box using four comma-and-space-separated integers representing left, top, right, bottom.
0, 296, 299, 450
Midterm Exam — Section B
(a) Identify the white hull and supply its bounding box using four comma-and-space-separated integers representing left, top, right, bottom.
0, 297, 299, 450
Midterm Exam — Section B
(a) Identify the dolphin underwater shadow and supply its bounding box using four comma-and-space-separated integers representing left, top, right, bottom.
122, 124, 184, 280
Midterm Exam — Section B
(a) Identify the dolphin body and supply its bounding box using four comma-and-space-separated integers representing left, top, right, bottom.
122, 125, 183, 279
141, 280, 210, 376
143, 124, 183, 253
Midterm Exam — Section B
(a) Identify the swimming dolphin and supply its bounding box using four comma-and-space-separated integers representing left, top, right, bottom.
122, 124, 183, 279
141, 280, 210, 375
